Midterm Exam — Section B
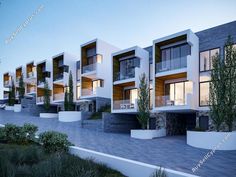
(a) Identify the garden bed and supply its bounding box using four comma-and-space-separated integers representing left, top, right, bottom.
0, 143, 125, 177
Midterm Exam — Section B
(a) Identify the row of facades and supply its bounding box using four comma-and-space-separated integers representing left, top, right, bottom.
2, 21, 236, 128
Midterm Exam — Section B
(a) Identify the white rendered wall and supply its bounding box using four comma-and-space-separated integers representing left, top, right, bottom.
96, 39, 120, 99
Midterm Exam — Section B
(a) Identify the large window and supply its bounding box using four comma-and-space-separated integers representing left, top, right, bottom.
165, 81, 192, 106
161, 43, 191, 62
76, 85, 80, 99
200, 48, 220, 72
119, 57, 140, 79
200, 82, 210, 106
124, 88, 137, 104
92, 79, 104, 94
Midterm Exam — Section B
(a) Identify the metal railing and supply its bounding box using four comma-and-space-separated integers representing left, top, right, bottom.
53, 93, 64, 101
114, 70, 135, 81
155, 57, 187, 73
113, 99, 136, 110
82, 63, 97, 74
155, 95, 186, 107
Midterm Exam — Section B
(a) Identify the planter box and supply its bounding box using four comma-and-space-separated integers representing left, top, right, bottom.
58, 111, 81, 122
40, 113, 58, 118
187, 131, 236, 150
14, 104, 21, 112
131, 129, 166, 139
5, 106, 14, 111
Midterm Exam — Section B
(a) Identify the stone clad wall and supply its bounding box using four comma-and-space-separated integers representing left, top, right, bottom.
102, 113, 140, 133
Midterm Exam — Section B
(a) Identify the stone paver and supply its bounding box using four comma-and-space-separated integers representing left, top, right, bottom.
0, 110, 235, 177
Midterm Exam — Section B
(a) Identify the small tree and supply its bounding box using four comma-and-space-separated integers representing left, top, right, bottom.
64, 86, 69, 111
137, 73, 150, 129
18, 74, 25, 103
68, 71, 74, 111
223, 36, 236, 131
43, 80, 50, 112
8, 80, 16, 106
210, 36, 236, 132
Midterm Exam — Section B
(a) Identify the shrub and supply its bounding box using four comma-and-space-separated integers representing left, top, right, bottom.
150, 167, 167, 177
4, 124, 21, 143
22, 123, 38, 141
3, 123, 38, 144
39, 131, 72, 153
0, 128, 6, 141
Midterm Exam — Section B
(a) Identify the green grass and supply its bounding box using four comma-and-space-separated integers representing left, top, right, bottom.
0, 143, 126, 177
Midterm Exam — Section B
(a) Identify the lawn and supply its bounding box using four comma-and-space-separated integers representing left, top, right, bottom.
0, 143, 126, 177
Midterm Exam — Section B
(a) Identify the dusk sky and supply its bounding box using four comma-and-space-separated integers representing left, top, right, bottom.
0, 0, 236, 97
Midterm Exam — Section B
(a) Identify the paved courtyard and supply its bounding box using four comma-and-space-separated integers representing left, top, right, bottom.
0, 110, 235, 177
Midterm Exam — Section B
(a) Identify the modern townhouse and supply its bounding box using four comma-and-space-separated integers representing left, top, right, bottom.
77, 39, 119, 112
52, 52, 77, 110
111, 46, 149, 113
2, 72, 13, 100
15, 66, 26, 99
196, 21, 236, 130
36, 60, 52, 105
24, 61, 37, 96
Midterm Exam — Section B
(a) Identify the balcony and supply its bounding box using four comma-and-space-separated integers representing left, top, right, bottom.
114, 70, 135, 82
155, 57, 187, 73
4, 94, 8, 99
53, 93, 64, 101
113, 99, 137, 110
81, 88, 96, 96
82, 63, 97, 74
27, 72, 36, 78
27, 87, 36, 94
53, 73, 63, 81
37, 96, 44, 103
155, 94, 193, 108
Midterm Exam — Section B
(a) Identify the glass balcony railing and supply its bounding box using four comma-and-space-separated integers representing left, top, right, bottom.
113, 99, 136, 110
27, 87, 36, 93
155, 95, 186, 107
114, 70, 135, 81
4, 94, 9, 99
27, 72, 36, 78
82, 63, 97, 74
155, 57, 187, 73
53, 73, 63, 81
81, 88, 96, 96
53, 93, 64, 101
37, 96, 44, 103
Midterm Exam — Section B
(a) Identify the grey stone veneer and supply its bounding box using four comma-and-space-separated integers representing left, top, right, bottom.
21, 95, 57, 116
102, 112, 140, 133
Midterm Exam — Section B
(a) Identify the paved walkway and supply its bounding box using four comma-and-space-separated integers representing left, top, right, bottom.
0, 110, 235, 177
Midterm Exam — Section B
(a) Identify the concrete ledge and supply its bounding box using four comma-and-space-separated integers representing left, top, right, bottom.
187, 131, 236, 150
69, 146, 199, 177
14, 104, 21, 112
40, 113, 58, 118
5, 106, 14, 111
131, 129, 166, 139
58, 111, 81, 122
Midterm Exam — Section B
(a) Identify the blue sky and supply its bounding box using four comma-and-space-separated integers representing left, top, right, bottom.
0, 0, 236, 97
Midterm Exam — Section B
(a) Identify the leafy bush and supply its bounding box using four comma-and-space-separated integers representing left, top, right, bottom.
150, 167, 167, 177
39, 131, 72, 153
0, 128, 6, 141
3, 123, 38, 144
22, 123, 38, 141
